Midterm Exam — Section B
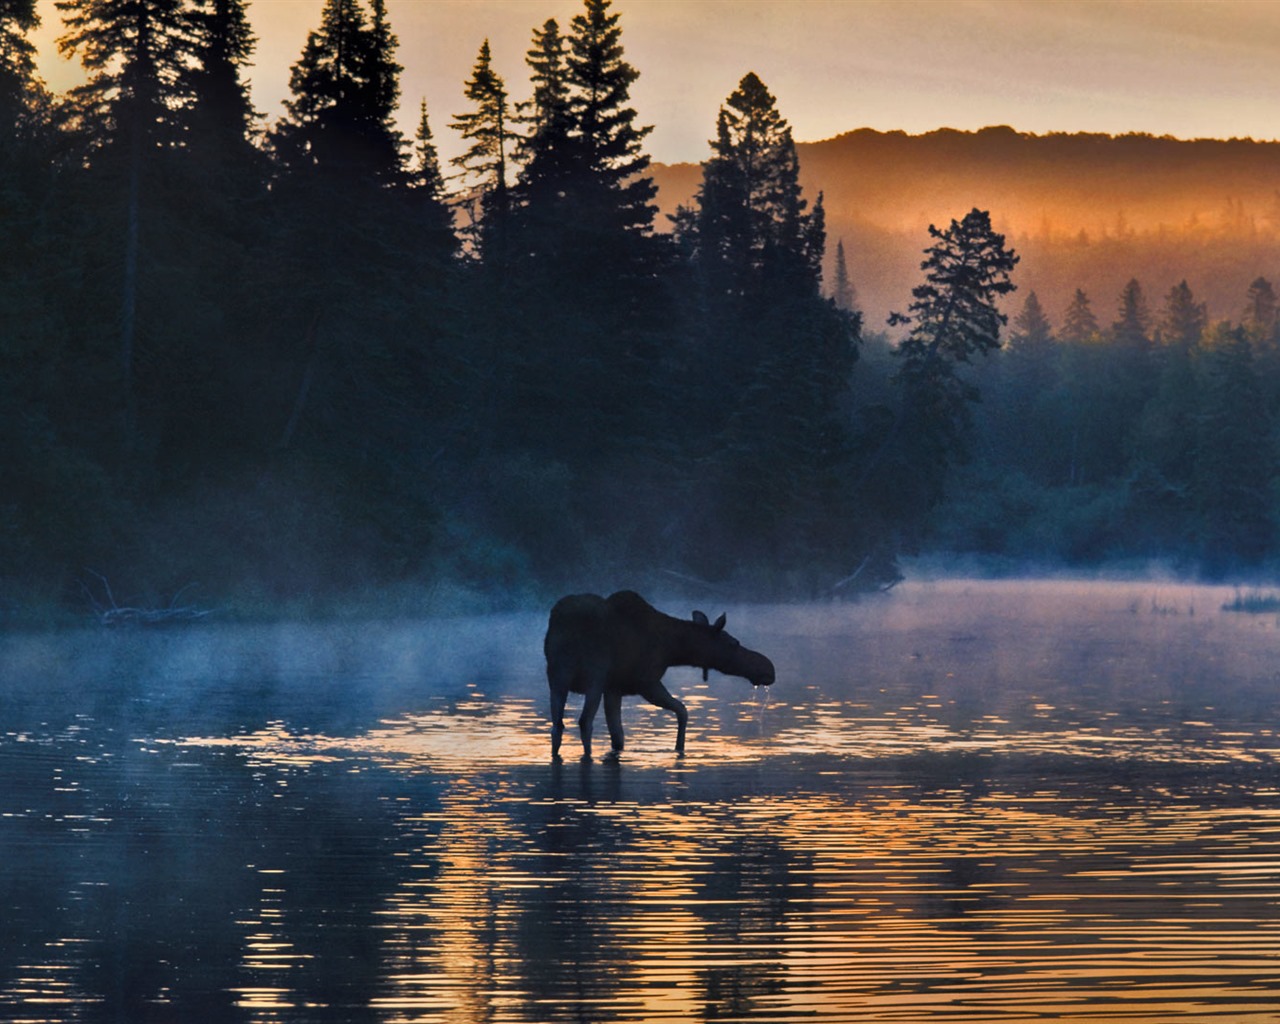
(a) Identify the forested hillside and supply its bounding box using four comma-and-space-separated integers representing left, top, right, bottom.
655, 127, 1280, 329
3, 0, 1279, 621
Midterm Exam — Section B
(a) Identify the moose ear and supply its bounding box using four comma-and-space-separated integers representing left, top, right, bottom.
692, 610, 709, 625
713, 613, 727, 631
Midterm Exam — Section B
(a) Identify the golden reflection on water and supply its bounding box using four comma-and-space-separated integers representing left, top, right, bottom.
170, 703, 1280, 1022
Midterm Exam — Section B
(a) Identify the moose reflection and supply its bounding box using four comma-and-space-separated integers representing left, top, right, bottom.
544, 590, 775, 759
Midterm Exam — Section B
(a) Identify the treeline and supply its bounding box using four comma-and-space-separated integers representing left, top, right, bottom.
927, 276, 1280, 575
0, 0, 1270, 619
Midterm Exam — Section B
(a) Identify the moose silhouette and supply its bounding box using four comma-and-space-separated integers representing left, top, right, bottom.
544, 590, 775, 760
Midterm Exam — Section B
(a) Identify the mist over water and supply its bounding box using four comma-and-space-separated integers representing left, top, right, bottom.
2, 579, 1279, 1022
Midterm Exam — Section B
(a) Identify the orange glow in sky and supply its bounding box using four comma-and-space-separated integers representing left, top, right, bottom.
29, 0, 1280, 166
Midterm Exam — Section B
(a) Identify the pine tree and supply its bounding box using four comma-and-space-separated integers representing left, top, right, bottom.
516, 18, 573, 196
1010, 291, 1052, 350
1, 0, 43, 135
1111, 277, 1151, 353
56, 0, 192, 151
407, 98, 455, 250
273, 0, 404, 184
450, 38, 511, 242
669, 71, 858, 572
682, 72, 820, 297
411, 99, 447, 202
1060, 288, 1099, 344
889, 208, 1018, 505
1243, 276, 1278, 347
561, 0, 656, 240
1195, 325, 1274, 569
1004, 292, 1055, 403
183, 0, 258, 163
362, 0, 403, 174
1129, 282, 1205, 541
1158, 279, 1206, 350
56, 0, 196, 448
832, 238, 858, 313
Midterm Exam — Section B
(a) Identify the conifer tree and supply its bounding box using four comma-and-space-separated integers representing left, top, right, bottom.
564, 0, 656, 233
450, 39, 512, 242
1010, 291, 1052, 350
56, 0, 192, 150
1111, 277, 1152, 352
1, 0, 43, 135
412, 100, 447, 201
890, 208, 1018, 503
1003, 292, 1055, 407
832, 238, 858, 313
56, 0, 196, 448
183, 0, 258, 164
409, 98, 455, 248
516, 18, 572, 196
273, 0, 404, 183
1060, 288, 1099, 344
1243, 276, 1278, 347
1130, 282, 1205, 535
682, 72, 820, 297
1158, 279, 1206, 350
1195, 325, 1274, 568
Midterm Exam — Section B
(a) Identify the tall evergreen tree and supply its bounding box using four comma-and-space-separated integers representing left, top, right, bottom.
1195, 325, 1274, 569
832, 238, 858, 313
564, 0, 656, 234
491, 1, 668, 470
1111, 277, 1152, 353
1010, 291, 1052, 351
680, 72, 820, 296
410, 97, 453, 240
450, 38, 511, 245
1243, 276, 1278, 350
515, 18, 573, 200
56, 0, 196, 449
1, 0, 43, 134
670, 71, 858, 575
56, 0, 191, 150
183, 0, 257, 164
273, 0, 404, 183
1129, 282, 1206, 545
1158, 279, 1206, 350
888, 208, 1018, 512
1060, 288, 1100, 344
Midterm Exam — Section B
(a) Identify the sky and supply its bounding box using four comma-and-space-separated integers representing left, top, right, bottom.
28, 0, 1280, 167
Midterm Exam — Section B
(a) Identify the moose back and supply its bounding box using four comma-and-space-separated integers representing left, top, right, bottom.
543, 590, 775, 759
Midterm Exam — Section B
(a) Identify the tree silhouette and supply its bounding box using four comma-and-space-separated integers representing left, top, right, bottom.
832, 239, 858, 313
890, 208, 1018, 506
273, 0, 404, 183
1060, 288, 1099, 345
450, 38, 511, 252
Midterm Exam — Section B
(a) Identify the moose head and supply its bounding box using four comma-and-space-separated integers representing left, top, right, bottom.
690, 609, 776, 687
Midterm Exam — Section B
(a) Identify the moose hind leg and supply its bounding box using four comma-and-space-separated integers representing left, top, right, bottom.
641, 682, 688, 754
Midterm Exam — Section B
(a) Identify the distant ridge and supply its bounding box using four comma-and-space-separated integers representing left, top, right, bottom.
651, 127, 1280, 331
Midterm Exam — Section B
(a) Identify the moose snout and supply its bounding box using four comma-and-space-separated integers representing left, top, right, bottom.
749, 654, 776, 687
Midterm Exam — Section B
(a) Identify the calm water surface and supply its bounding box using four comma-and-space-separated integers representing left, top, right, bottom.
2, 580, 1279, 1022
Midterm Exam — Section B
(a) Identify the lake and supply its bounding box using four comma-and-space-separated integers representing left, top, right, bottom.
2, 579, 1279, 1022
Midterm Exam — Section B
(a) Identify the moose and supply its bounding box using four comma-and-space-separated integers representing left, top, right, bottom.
544, 590, 775, 760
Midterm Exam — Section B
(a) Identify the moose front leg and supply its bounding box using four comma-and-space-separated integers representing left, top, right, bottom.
641, 682, 688, 755
549, 687, 568, 760
578, 688, 604, 761
604, 690, 625, 754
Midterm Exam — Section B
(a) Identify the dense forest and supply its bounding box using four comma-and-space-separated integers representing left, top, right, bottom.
1, 0, 1278, 621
